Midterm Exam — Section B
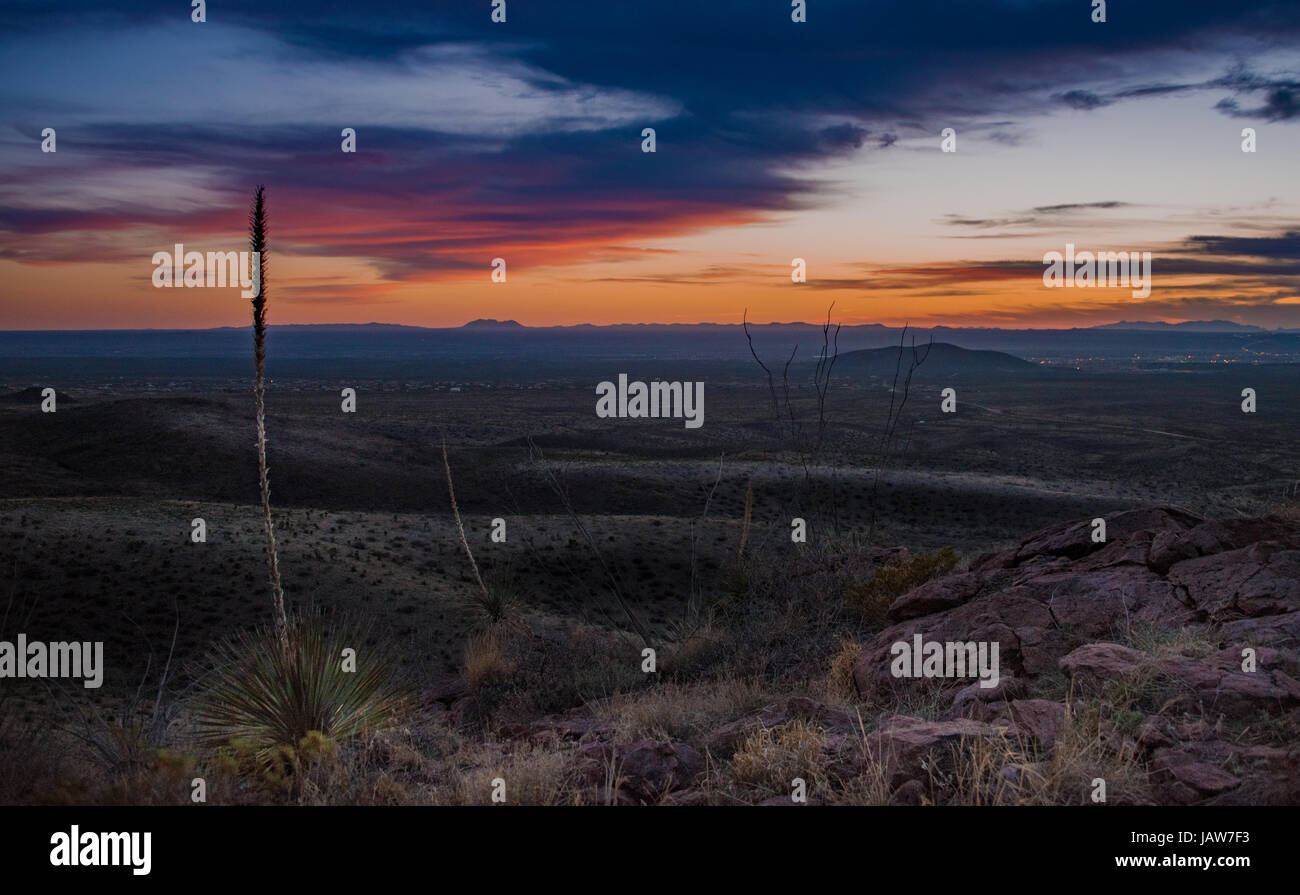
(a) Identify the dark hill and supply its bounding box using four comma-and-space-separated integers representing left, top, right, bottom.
829, 342, 1034, 378
462, 318, 524, 329
0, 386, 76, 404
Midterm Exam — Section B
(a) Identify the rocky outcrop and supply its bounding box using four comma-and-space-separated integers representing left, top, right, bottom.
849, 507, 1300, 804
471, 508, 1297, 805
855, 508, 1300, 703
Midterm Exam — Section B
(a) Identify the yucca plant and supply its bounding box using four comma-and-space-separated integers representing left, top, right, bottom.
249, 184, 289, 654
194, 613, 405, 761
193, 187, 404, 759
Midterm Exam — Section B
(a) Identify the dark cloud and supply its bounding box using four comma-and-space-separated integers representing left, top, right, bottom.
4, 1, 1300, 278
1048, 61, 1300, 123
1178, 231, 1300, 259
1032, 202, 1130, 214
1060, 90, 1111, 110
938, 203, 1133, 234
940, 214, 1037, 228
1216, 88, 1299, 121
1114, 83, 1197, 99
986, 130, 1025, 146
818, 123, 869, 151
810, 228, 1300, 294
1208, 63, 1300, 119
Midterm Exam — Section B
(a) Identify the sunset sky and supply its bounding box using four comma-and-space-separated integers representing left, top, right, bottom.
2, 0, 1298, 330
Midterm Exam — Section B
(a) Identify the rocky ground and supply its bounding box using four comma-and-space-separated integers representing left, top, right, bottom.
375, 506, 1298, 806
4, 505, 1296, 805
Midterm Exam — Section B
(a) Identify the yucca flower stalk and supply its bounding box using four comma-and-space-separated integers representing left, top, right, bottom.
737, 478, 754, 561
249, 185, 289, 655
442, 433, 490, 603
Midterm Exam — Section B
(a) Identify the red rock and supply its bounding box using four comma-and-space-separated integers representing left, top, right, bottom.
887, 572, 983, 621
1152, 749, 1240, 796
1058, 643, 1145, 680
1149, 518, 1300, 573
996, 699, 1066, 752
1168, 544, 1300, 621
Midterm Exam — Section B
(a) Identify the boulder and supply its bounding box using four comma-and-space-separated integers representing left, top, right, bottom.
1168, 544, 1300, 622
1058, 643, 1145, 681
994, 699, 1068, 752
887, 572, 983, 621
570, 739, 703, 804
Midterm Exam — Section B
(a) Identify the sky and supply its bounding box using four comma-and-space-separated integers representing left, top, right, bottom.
1, 0, 1298, 330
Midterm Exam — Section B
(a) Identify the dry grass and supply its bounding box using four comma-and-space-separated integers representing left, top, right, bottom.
729, 719, 827, 798
589, 676, 771, 742
941, 702, 1154, 806
451, 743, 573, 806
1124, 623, 1216, 660
826, 637, 863, 703
463, 629, 515, 690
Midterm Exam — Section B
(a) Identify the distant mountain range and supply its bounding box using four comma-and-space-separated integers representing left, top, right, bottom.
186, 319, 1283, 335
1089, 320, 1266, 333
2, 323, 1299, 373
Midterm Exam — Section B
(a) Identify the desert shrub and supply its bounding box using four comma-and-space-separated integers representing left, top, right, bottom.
0, 708, 63, 804
1268, 495, 1300, 524
465, 569, 522, 630
471, 621, 646, 726
194, 613, 407, 761
22, 707, 195, 806
826, 638, 863, 702
38, 748, 195, 807
463, 629, 515, 690
213, 730, 339, 801
729, 719, 826, 796
844, 546, 959, 623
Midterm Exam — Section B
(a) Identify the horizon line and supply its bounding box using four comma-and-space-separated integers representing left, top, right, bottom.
0, 319, 1285, 335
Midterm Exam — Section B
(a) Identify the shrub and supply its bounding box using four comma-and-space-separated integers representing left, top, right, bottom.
463, 629, 514, 690
467, 570, 522, 630
194, 614, 406, 761
844, 546, 959, 622
826, 638, 864, 702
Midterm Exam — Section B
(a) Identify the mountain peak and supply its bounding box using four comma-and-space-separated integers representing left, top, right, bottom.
462, 318, 524, 329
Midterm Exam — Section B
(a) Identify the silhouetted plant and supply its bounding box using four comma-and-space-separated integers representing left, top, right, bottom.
249, 185, 288, 653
